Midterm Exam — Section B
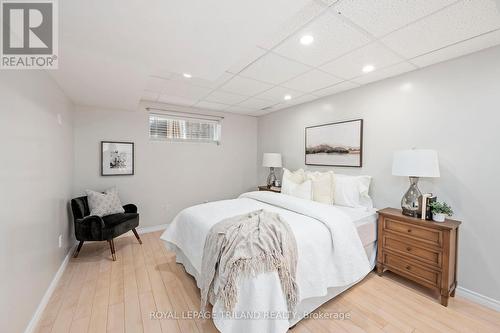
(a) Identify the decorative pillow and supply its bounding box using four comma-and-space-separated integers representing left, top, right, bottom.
305, 170, 335, 205
284, 179, 313, 200
281, 168, 305, 195
333, 175, 372, 209
85, 187, 125, 217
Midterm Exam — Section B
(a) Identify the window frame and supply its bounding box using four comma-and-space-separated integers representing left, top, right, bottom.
148, 112, 222, 145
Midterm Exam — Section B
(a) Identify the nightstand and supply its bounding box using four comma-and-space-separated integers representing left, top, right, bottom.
376, 208, 461, 306
258, 185, 281, 193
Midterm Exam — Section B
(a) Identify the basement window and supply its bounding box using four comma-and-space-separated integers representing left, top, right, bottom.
149, 112, 221, 144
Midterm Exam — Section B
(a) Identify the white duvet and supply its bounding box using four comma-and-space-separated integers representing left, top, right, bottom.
160, 191, 372, 333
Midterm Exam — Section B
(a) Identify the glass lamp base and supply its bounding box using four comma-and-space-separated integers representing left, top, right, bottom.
267, 167, 277, 187
401, 177, 422, 217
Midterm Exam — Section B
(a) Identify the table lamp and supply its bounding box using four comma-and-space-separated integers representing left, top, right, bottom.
263, 153, 282, 187
392, 149, 440, 217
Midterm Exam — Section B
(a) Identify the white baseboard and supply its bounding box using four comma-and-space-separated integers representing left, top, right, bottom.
23, 223, 167, 332
136, 223, 168, 234
456, 286, 500, 312
24, 243, 76, 333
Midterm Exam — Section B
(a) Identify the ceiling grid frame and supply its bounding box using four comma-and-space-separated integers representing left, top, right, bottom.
49, 0, 500, 115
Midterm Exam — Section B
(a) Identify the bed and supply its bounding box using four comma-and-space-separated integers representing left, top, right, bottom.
160, 191, 377, 333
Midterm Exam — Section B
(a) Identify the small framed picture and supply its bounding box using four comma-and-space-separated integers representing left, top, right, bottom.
101, 141, 134, 176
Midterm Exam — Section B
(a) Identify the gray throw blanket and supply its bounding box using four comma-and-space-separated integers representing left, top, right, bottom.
200, 210, 298, 313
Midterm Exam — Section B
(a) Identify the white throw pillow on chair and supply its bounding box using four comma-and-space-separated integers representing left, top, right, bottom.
85, 187, 125, 217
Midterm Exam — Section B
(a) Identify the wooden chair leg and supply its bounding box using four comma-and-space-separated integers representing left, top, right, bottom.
108, 239, 116, 261
132, 228, 142, 245
73, 241, 84, 258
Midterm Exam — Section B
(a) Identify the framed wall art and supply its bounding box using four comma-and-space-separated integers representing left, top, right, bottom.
101, 141, 134, 176
305, 119, 363, 167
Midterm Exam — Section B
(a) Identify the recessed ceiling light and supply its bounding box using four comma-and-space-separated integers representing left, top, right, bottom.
183, 73, 192, 78
362, 65, 375, 73
300, 35, 314, 46
284, 94, 292, 101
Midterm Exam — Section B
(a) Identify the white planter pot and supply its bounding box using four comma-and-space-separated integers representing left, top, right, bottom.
432, 213, 446, 222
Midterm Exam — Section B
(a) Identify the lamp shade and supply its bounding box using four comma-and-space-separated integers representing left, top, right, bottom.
392, 149, 440, 177
262, 153, 282, 168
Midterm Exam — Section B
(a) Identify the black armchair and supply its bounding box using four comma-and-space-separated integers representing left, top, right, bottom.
71, 196, 142, 261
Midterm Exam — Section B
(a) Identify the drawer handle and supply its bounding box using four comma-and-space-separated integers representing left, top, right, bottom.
406, 265, 411, 270
406, 247, 412, 252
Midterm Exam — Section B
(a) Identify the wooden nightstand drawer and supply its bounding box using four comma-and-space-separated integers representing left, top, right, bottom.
377, 208, 461, 306
383, 252, 441, 288
384, 218, 443, 247
384, 235, 442, 267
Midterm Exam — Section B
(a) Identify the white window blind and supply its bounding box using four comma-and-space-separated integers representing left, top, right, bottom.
149, 113, 221, 144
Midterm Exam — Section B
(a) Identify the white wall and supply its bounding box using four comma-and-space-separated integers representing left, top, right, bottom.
258, 46, 500, 302
0, 72, 74, 333
73, 104, 258, 228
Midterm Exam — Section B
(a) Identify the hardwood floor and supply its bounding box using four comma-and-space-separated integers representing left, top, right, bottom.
36, 231, 500, 333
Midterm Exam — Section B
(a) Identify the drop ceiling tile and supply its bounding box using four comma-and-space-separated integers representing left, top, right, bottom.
287, 94, 318, 106
282, 69, 342, 92
381, 0, 500, 59
239, 52, 311, 84
145, 77, 169, 92
194, 101, 230, 111
204, 90, 248, 105
312, 81, 360, 97
249, 110, 271, 117
335, 0, 456, 37
272, 10, 371, 67
261, 103, 286, 112
224, 105, 255, 114
255, 85, 304, 103
237, 97, 276, 110
321, 42, 402, 79
157, 94, 197, 106
155, 79, 213, 100
141, 90, 160, 102
317, 0, 338, 6
411, 29, 500, 67
149, 71, 174, 80
255, 94, 319, 114
258, 1, 328, 49
227, 47, 267, 74
220, 75, 274, 96
165, 72, 234, 89
352, 62, 416, 85
270, 104, 291, 111
251, 108, 279, 116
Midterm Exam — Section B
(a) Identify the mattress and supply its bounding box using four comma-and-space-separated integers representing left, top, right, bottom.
335, 206, 378, 246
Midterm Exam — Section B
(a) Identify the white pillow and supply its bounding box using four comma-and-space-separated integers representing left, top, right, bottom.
305, 170, 335, 205
333, 175, 373, 209
281, 168, 305, 195
284, 179, 313, 200
85, 187, 125, 217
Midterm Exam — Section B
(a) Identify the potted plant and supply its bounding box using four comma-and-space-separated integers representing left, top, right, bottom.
429, 201, 453, 222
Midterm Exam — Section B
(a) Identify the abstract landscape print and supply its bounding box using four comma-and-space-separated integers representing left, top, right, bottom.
305, 119, 363, 167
